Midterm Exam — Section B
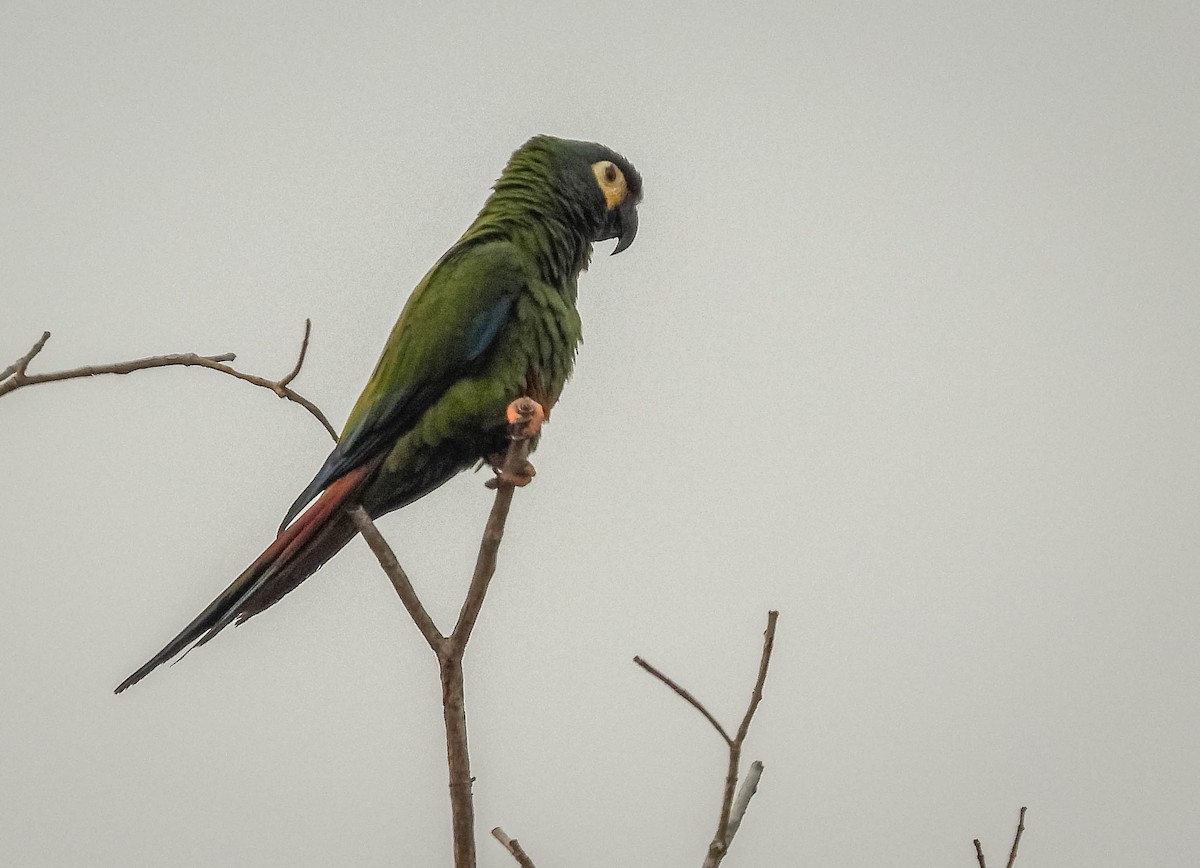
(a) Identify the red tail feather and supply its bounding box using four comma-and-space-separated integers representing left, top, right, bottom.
114, 460, 379, 692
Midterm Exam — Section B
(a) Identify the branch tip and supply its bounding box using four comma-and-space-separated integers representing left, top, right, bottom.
492, 827, 537, 868
1, 330, 52, 385
1006, 806, 1027, 868
278, 317, 313, 388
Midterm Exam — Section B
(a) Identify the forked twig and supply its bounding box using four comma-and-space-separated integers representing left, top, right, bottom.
350, 397, 542, 868
636, 610, 779, 867
0, 321, 336, 439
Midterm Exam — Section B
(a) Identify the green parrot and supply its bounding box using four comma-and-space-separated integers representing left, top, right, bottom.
115, 135, 642, 693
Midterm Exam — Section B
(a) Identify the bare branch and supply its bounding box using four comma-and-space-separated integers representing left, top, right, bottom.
319, 397, 545, 868
633, 656, 733, 746
973, 807, 1027, 868
11, 323, 550, 868
0, 322, 337, 439
425, 401, 543, 868
1006, 807, 1027, 868
638, 611, 779, 868
349, 506, 443, 653
492, 827, 537, 868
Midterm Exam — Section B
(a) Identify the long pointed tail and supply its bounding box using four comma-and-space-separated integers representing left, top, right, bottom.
114, 462, 377, 693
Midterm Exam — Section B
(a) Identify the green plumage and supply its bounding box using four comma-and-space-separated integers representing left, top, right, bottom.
115, 134, 642, 692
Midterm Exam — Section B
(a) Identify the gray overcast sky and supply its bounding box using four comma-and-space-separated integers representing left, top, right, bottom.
3, 2, 1199, 866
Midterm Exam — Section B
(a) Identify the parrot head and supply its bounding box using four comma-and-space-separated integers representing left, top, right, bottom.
529, 136, 643, 255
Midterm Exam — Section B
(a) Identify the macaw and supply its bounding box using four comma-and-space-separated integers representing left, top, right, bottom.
115, 135, 642, 692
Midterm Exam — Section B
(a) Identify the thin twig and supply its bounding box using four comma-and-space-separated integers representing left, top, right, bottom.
733, 611, 777, 746
0, 323, 337, 439
277, 318, 312, 388
349, 506, 443, 653
633, 656, 733, 745
1006, 807, 1027, 868
974, 806, 1028, 868
492, 827, 537, 868
1, 330, 50, 382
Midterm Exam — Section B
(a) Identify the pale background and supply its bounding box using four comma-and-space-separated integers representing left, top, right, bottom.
3, 2, 1198, 866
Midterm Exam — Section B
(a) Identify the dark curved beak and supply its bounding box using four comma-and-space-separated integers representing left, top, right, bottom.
605, 196, 640, 255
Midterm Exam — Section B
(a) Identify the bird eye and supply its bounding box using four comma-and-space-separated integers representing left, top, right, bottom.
591, 159, 628, 208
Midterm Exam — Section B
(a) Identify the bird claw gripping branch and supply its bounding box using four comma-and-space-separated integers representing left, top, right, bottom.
484, 398, 544, 489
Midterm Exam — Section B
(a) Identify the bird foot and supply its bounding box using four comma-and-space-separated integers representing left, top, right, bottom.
485, 459, 537, 489
483, 398, 544, 489
506, 397, 546, 440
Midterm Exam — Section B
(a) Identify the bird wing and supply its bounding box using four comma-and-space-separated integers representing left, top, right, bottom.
279, 239, 527, 529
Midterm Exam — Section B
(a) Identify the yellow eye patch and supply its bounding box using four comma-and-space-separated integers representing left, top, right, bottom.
591, 160, 628, 209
